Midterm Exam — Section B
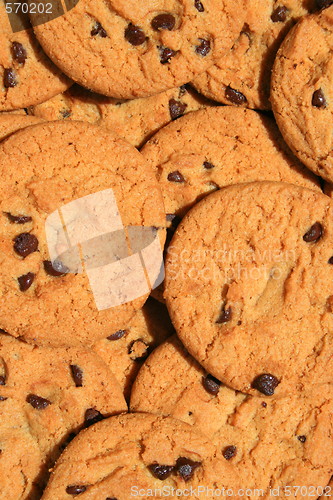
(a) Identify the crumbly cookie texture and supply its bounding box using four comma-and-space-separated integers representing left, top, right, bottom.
142, 107, 320, 224
271, 5, 333, 181
93, 297, 175, 401
41, 413, 220, 500
28, 84, 213, 148
30, 0, 246, 99
0, 333, 127, 500
0, 113, 43, 142
164, 182, 333, 396
131, 336, 333, 496
0, 121, 165, 347
192, 0, 317, 110
0, 2, 71, 111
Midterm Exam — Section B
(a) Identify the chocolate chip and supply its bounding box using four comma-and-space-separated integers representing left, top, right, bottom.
303, 222, 323, 242
195, 38, 211, 56
70, 365, 83, 387
18, 272, 35, 292
312, 89, 327, 108
4, 68, 17, 88
11, 42, 27, 64
43, 260, 68, 276
0, 396, 7, 401
151, 13, 176, 31
107, 329, 127, 341
175, 457, 201, 481
316, 0, 333, 9
84, 408, 104, 427
159, 47, 177, 64
328, 256, 333, 264
216, 306, 232, 324
128, 339, 150, 361
13, 233, 38, 258
222, 445, 237, 460
225, 86, 247, 105
194, 0, 204, 11
202, 374, 221, 395
261, 401, 267, 408
5, 212, 32, 224
26, 394, 51, 409
125, 24, 146, 46
61, 109, 71, 118
251, 374, 280, 396
148, 463, 175, 480
169, 98, 187, 120
66, 485, 87, 496
167, 171, 185, 183
106, 498, 118, 500
297, 435, 307, 443
0, 376, 5, 385
91, 22, 107, 37
203, 161, 215, 169
271, 6, 288, 22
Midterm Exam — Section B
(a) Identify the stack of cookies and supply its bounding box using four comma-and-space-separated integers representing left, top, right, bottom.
1, 0, 333, 498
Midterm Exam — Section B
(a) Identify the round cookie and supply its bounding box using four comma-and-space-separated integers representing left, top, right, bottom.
29, 0, 246, 99
28, 84, 213, 148
0, 2, 71, 111
0, 113, 43, 142
0, 121, 166, 347
0, 332, 127, 500
41, 413, 219, 499
192, 0, 317, 110
271, 5, 333, 182
141, 107, 321, 226
93, 297, 175, 401
164, 182, 333, 397
131, 336, 333, 495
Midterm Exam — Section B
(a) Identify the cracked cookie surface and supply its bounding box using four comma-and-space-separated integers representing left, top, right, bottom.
0, 332, 126, 500
0, 121, 165, 347
41, 413, 219, 500
164, 182, 333, 396
29, 0, 246, 99
192, 0, 317, 110
0, 113, 43, 142
271, 5, 333, 182
0, 1, 71, 111
131, 336, 333, 496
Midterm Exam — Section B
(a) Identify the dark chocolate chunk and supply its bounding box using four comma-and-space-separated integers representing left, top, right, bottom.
0, 376, 5, 385
91, 22, 107, 37
11, 42, 27, 64
5, 212, 32, 224
4, 68, 17, 88
151, 13, 176, 31
175, 457, 201, 481
251, 374, 280, 396
303, 222, 323, 242
195, 38, 210, 56
297, 435, 307, 443
225, 86, 247, 105
194, 0, 204, 11
18, 272, 34, 292
203, 161, 215, 169
159, 47, 177, 64
312, 89, 327, 108
84, 408, 104, 427
271, 6, 288, 22
216, 306, 232, 324
222, 445, 237, 460
169, 98, 187, 120
26, 394, 51, 409
13, 233, 38, 258
66, 485, 87, 496
167, 170, 185, 183
43, 260, 68, 276
70, 365, 83, 387
148, 463, 175, 480
125, 24, 146, 46
107, 329, 127, 341
202, 374, 221, 395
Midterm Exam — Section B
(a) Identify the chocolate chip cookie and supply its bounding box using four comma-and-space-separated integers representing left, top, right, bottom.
93, 298, 175, 401
28, 84, 212, 148
0, 332, 126, 499
131, 336, 333, 495
0, 121, 165, 347
29, 0, 246, 99
192, 0, 317, 110
164, 182, 333, 396
0, 113, 43, 142
0, 2, 71, 111
271, 5, 333, 182
41, 413, 218, 499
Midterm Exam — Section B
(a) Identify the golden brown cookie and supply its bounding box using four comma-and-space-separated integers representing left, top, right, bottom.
192, 0, 317, 110
0, 332, 127, 499
0, 2, 71, 111
0, 121, 165, 347
131, 336, 333, 497
28, 84, 212, 148
0, 113, 43, 142
93, 297, 175, 401
29, 0, 246, 99
271, 5, 333, 182
41, 413, 219, 499
164, 182, 333, 397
